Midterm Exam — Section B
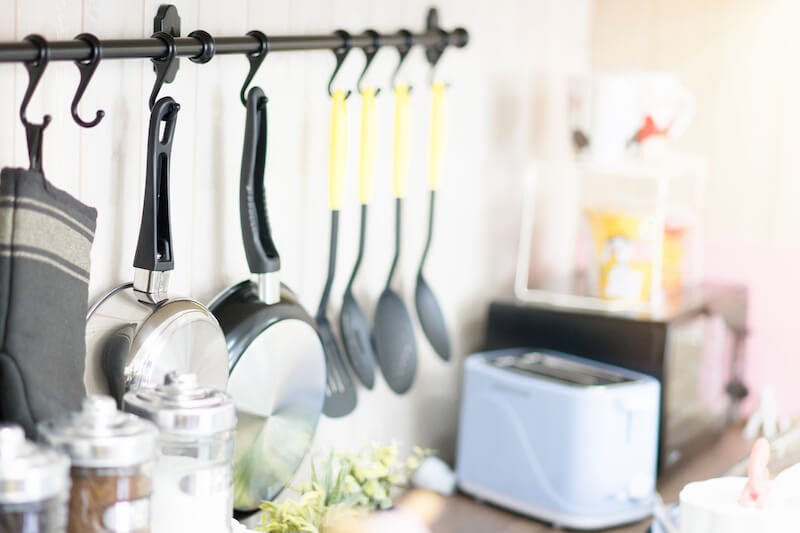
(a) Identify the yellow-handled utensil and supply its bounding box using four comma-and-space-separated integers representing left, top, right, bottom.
415, 81, 451, 361
317, 88, 357, 417
373, 84, 419, 394
340, 86, 379, 389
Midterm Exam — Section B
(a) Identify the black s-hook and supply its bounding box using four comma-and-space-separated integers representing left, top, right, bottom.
357, 29, 382, 96
328, 29, 353, 99
149, 31, 178, 110
71, 33, 105, 128
240, 30, 268, 107
391, 29, 414, 91
20, 34, 51, 172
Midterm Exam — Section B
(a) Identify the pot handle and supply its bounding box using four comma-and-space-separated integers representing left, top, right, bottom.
240, 87, 280, 274
133, 97, 179, 272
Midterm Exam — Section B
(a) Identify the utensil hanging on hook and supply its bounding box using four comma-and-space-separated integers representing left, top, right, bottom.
318, 31, 357, 418
339, 30, 382, 389
209, 87, 326, 514
373, 60, 418, 394
84, 97, 229, 404
414, 81, 450, 361
414, 12, 452, 361
19, 34, 51, 172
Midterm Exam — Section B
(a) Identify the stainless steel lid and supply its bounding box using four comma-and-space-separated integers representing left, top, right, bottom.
85, 285, 230, 404
123, 372, 236, 436
38, 395, 158, 468
0, 425, 70, 503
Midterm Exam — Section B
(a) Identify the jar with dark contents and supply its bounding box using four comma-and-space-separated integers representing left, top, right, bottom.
0, 425, 70, 533
38, 396, 158, 533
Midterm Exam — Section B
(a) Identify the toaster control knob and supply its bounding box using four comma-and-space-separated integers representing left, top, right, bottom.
628, 472, 653, 500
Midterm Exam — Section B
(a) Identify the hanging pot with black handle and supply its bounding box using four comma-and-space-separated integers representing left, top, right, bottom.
84, 96, 229, 404
209, 87, 326, 515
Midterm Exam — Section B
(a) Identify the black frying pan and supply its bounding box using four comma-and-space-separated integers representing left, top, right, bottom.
209, 87, 326, 515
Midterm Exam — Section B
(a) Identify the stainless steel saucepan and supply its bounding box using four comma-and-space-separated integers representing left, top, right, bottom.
84, 97, 229, 403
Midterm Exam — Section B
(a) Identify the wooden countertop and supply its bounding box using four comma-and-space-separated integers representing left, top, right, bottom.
433, 426, 752, 533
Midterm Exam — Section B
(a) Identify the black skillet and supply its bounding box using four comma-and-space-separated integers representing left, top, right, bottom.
209, 87, 326, 515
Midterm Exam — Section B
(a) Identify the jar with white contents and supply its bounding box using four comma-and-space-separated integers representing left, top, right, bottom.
123, 372, 237, 533
0, 425, 71, 533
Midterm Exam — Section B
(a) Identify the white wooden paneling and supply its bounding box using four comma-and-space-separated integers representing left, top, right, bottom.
82, 0, 147, 297
191, 0, 248, 302
0, 0, 16, 165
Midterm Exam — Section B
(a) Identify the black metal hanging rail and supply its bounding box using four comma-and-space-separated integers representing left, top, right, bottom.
0, 24, 468, 63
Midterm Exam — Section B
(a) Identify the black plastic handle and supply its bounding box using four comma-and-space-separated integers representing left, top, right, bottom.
240, 86, 280, 274
133, 97, 179, 272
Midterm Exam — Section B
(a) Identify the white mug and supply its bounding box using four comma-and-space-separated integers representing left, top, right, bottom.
568, 72, 695, 162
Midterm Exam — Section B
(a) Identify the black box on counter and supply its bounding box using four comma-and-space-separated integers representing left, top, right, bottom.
484, 284, 748, 475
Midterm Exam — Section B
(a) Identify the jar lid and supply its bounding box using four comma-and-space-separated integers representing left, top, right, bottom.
123, 372, 236, 436
38, 395, 158, 468
0, 425, 70, 503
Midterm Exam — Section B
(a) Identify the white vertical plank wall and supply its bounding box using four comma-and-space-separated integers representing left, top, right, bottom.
0, 0, 591, 493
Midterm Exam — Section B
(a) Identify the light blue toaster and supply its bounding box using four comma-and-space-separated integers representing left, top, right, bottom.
456, 348, 660, 529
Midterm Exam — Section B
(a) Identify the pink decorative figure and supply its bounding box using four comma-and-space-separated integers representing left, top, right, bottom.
738, 437, 771, 508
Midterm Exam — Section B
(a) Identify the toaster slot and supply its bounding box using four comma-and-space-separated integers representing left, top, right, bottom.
490, 352, 634, 387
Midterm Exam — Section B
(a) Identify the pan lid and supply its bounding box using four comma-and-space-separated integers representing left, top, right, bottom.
0, 425, 70, 503
124, 372, 236, 436
38, 396, 158, 468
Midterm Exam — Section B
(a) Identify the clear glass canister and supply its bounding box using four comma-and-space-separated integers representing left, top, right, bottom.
123, 372, 237, 533
0, 425, 70, 533
38, 396, 158, 533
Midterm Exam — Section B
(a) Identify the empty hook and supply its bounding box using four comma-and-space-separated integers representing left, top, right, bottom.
328, 29, 353, 99
357, 29, 382, 96
149, 31, 178, 110
240, 30, 268, 106
188, 30, 215, 64
71, 33, 105, 128
391, 29, 414, 90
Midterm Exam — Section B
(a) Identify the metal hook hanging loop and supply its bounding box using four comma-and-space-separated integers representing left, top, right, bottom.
149, 31, 178, 110
71, 33, 105, 128
20, 34, 52, 130
328, 29, 353, 99
188, 30, 216, 65
391, 29, 414, 91
240, 30, 268, 106
357, 29, 382, 96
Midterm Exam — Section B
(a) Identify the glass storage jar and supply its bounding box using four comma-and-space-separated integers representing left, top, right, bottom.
123, 372, 236, 533
38, 396, 158, 533
0, 425, 70, 533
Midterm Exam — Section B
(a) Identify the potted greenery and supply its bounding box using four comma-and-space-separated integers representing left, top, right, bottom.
257, 443, 430, 533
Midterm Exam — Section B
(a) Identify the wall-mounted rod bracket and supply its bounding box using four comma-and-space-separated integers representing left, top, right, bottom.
153, 4, 181, 84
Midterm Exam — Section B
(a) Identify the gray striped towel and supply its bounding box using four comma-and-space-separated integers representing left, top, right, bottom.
0, 167, 97, 437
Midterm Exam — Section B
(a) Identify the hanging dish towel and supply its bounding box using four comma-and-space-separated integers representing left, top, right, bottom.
0, 167, 97, 437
